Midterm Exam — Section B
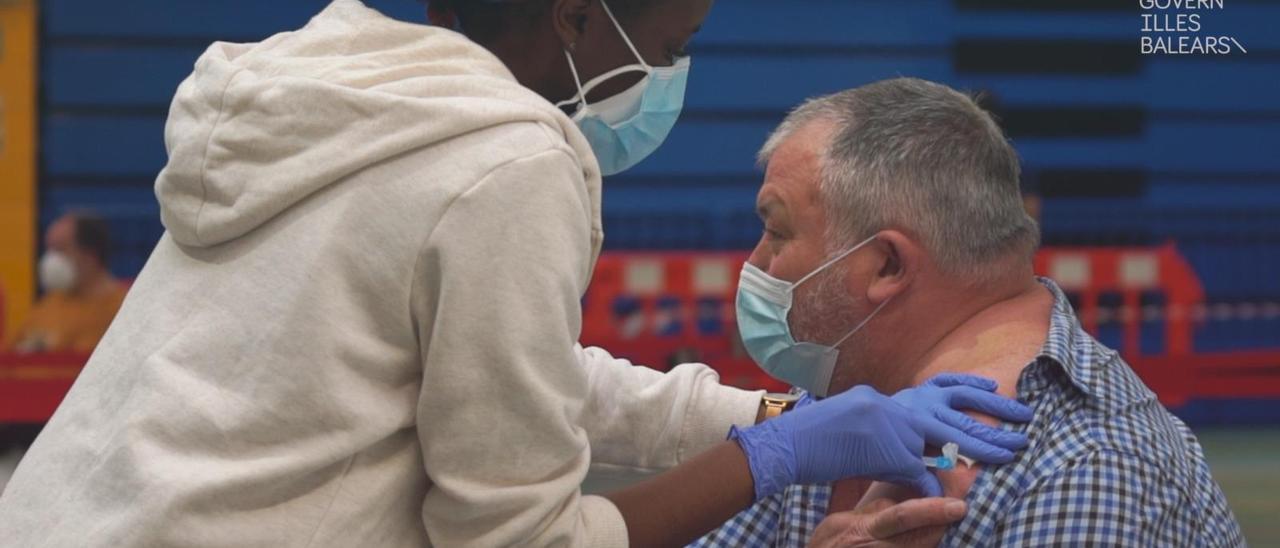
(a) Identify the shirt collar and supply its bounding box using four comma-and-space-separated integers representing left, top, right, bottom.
1018, 277, 1107, 400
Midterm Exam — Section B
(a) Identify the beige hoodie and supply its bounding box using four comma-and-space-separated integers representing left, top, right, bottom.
0, 1, 760, 546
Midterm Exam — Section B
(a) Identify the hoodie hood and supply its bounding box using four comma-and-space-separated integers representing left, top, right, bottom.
156, 0, 601, 247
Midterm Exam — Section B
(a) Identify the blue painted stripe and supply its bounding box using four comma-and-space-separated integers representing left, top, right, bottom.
45, 0, 954, 47
43, 46, 1280, 116
42, 112, 1280, 177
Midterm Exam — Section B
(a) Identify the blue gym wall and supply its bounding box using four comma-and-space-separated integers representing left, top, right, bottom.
39, 0, 1280, 354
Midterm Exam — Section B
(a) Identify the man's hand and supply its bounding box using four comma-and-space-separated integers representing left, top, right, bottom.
808, 498, 967, 548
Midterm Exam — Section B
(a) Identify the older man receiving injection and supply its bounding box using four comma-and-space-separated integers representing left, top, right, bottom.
697, 78, 1243, 547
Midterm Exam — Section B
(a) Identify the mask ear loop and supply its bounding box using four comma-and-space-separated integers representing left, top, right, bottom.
556, 0, 651, 112
788, 233, 891, 347
554, 50, 590, 111
793, 235, 879, 289
599, 0, 650, 70
831, 295, 892, 348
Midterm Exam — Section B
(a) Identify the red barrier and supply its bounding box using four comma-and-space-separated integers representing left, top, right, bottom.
1035, 243, 1203, 405
1140, 351, 1280, 400
0, 352, 86, 423
1034, 243, 1204, 358
584, 245, 1280, 407
2, 245, 1278, 424
582, 252, 785, 391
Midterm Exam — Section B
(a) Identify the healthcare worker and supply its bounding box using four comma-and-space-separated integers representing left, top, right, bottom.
0, 1, 1033, 546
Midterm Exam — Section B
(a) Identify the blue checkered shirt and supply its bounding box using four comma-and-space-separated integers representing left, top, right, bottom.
693, 278, 1243, 547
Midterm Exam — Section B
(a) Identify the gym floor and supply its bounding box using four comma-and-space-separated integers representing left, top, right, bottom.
1198, 427, 1280, 545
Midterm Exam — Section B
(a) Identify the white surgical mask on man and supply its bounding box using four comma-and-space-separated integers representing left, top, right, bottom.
39, 251, 78, 292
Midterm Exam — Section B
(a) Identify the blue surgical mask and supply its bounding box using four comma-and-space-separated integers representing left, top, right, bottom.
735, 236, 892, 397
555, 0, 690, 176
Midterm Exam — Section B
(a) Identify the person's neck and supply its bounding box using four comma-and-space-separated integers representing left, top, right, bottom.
481, 34, 571, 105
876, 273, 1051, 396
71, 266, 117, 298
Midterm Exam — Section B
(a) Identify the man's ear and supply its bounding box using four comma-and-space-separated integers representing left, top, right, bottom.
550, 0, 593, 50
865, 230, 920, 305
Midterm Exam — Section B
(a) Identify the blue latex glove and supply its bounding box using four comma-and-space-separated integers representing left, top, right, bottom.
730, 374, 1032, 500
890, 373, 1034, 464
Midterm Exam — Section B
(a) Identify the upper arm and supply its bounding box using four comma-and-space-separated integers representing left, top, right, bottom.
410, 148, 609, 546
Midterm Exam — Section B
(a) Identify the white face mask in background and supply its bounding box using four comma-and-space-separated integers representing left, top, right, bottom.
39, 251, 78, 292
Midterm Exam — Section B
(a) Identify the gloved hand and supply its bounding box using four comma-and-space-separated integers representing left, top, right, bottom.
890, 373, 1034, 464
730, 373, 1032, 500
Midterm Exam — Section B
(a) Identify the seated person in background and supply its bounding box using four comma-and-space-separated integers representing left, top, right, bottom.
696, 78, 1242, 547
4, 213, 127, 354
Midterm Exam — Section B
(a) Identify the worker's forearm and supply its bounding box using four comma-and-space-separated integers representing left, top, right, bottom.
605, 441, 755, 547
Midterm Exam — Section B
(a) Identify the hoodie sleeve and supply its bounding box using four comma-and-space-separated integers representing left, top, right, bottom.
576, 344, 763, 490
411, 145, 627, 547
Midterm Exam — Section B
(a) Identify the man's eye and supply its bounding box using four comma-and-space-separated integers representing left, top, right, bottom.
764, 228, 785, 240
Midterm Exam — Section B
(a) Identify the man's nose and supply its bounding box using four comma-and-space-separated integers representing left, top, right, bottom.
746, 239, 771, 271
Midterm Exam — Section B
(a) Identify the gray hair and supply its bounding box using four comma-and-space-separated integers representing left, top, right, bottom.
759, 77, 1040, 280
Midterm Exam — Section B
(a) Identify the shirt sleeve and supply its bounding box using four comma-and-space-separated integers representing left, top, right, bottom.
992, 448, 1188, 546
576, 344, 762, 491
410, 147, 626, 547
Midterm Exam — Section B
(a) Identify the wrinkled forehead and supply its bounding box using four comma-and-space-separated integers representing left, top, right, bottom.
757, 120, 836, 220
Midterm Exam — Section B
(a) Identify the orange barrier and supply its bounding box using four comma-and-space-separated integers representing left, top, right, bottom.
0, 0, 39, 346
